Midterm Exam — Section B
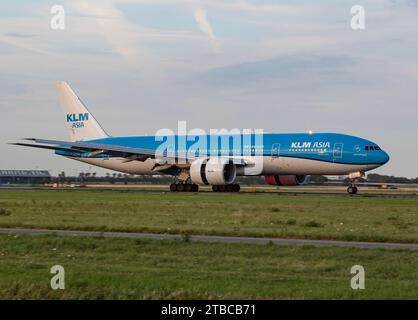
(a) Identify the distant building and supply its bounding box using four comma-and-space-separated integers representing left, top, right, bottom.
0, 170, 51, 185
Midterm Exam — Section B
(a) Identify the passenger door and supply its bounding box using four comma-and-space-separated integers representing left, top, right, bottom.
271, 143, 280, 159
333, 142, 343, 160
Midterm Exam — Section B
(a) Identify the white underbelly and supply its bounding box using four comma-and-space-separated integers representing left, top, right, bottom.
67, 155, 377, 176
262, 156, 378, 175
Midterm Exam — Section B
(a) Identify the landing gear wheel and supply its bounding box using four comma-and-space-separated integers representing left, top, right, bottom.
191, 184, 199, 192
170, 183, 177, 192
218, 185, 226, 192
347, 186, 358, 194
212, 184, 240, 192
184, 184, 192, 192
226, 184, 234, 192
176, 184, 185, 192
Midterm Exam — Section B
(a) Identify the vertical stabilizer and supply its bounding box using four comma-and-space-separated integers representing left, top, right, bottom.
56, 81, 109, 141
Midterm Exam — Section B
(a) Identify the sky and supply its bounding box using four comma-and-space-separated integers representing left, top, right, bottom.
0, 0, 417, 177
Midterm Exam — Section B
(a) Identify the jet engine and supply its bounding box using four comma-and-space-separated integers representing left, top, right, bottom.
264, 175, 307, 186
190, 158, 237, 185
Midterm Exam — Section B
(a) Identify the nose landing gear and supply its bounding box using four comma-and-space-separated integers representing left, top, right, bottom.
346, 171, 364, 195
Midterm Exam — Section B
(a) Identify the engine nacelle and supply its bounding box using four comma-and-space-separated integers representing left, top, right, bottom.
190, 158, 208, 185
264, 175, 307, 186
190, 158, 237, 185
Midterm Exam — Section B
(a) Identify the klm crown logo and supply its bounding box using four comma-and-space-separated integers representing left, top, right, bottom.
67, 113, 89, 122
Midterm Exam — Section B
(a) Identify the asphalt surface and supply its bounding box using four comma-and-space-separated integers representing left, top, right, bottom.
1, 227, 417, 250
0, 186, 417, 198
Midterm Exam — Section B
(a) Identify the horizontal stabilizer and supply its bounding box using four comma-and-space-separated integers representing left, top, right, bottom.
11, 142, 87, 153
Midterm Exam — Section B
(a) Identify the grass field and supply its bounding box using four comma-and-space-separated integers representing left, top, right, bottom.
0, 190, 417, 243
1, 234, 418, 299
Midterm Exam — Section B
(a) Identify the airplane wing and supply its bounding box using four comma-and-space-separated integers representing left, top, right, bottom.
12, 138, 178, 161
11, 138, 249, 165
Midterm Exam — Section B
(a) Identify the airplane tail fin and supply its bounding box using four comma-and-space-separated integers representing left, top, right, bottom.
56, 81, 109, 142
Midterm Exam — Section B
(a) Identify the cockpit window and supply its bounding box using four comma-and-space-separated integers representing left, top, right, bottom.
365, 145, 381, 151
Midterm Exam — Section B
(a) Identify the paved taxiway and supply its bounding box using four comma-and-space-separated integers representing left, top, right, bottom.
1, 227, 417, 250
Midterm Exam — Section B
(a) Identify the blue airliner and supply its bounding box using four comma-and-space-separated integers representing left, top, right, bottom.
13, 82, 389, 194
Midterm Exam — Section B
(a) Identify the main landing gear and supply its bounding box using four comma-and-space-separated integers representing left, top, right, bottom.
169, 183, 241, 192
170, 183, 199, 192
212, 184, 241, 193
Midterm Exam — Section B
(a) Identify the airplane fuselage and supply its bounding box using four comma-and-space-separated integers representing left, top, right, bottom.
56, 132, 390, 176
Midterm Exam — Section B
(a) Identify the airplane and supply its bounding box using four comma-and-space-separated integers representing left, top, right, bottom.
12, 81, 390, 194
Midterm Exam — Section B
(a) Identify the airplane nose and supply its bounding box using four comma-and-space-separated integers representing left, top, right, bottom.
381, 150, 390, 164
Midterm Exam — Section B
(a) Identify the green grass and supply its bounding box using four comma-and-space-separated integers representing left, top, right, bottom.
0, 190, 417, 243
0, 234, 418, 299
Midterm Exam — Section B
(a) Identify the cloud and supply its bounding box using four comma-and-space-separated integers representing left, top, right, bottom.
0, 33, 50, 55
71, 0, 140, 57
193, 7, 219, 53
197, 54, 355, 90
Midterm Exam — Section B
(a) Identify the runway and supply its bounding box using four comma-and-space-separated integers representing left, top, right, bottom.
0, 186, 417, 198
1, 227, 417, 250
